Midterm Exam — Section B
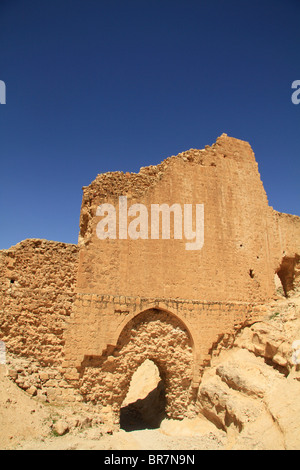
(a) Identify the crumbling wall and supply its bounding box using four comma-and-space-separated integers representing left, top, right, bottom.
271, 211, 300, 295
76, 134, 280, 303
64, 134, 300, 411
1, 134, 299, 414
273, 211, 300, 258
77, 309, 194, 421
0, 239, 79, 366
62, 294, 258, 388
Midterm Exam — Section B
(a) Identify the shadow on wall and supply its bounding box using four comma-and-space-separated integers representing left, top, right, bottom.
120, 379, 167, 431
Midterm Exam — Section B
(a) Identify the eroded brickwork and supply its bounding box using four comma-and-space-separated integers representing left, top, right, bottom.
0, 239, 79, 366
78, 309, 194, 419
62, 293, 258, 383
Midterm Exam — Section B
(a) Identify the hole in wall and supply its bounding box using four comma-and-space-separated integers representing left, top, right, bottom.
120, 359, 167, 431
276, 255, 300, 297
249, 269, 254, 278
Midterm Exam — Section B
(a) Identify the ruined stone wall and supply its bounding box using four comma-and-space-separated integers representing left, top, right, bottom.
63, 134, 300, 414
0, 239, 79, 366
271, 212, 300, 294
64, 295, 259, 371
64, 303, 260, 422
1, 134, 299, 416
272, 211, 300, 267
76, 134, 279, 303
77, 309, 194, 420
273, 211, 300, 259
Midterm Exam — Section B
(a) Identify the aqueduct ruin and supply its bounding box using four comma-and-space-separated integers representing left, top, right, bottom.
1, 134, 300, 425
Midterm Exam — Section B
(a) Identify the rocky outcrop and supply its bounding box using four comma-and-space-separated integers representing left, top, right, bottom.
197, 290, 300, 450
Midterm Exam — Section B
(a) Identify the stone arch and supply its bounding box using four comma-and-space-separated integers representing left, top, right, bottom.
78, 308, 195, 424
113, 305, 196, 353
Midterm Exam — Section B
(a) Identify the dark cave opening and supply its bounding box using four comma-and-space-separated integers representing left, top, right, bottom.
120, 379, 167, 431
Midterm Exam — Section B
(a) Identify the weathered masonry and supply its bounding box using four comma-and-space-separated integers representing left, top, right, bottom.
1, 134, 299, 421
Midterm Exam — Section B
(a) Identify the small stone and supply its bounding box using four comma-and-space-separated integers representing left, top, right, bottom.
27, 385, 37, 396
53, 420, 69, 436
39, 371, 49, 382
7, 369, 18, 380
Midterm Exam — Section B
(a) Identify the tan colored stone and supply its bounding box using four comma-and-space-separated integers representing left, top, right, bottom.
52, 419, 69, 436
39, 372, 49, 382
0, 134, 299, 435
26, 385, 37, 397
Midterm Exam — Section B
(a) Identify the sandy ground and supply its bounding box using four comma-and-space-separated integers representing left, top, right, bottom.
0, 364, 226, 450
14, 427, 226, 451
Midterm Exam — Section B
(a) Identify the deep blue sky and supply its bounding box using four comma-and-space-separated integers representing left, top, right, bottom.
0, 0, 299, 249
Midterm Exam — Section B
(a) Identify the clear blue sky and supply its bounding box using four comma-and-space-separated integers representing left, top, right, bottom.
0, 0, 299, 250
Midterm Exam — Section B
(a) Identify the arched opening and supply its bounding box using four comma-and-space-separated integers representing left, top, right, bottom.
78, 308, 195, 425
120, 359, 167, 431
